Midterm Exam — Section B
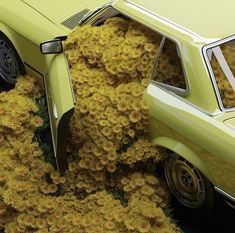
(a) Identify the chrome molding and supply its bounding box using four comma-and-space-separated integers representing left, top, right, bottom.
214, 186, 235, 204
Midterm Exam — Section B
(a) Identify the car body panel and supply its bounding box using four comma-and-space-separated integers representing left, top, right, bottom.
0, 1, 66, 45
144, 83, 235, 197
124, 0, 235, 41
20, 0, 110, 29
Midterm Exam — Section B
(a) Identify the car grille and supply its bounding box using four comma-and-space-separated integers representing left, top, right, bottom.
61, 9, 89, 30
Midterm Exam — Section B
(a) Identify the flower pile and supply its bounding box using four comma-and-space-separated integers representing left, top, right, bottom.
0, 17, 182, 233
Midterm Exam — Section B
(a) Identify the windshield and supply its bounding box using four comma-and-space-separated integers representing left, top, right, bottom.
206, 39, 235, 109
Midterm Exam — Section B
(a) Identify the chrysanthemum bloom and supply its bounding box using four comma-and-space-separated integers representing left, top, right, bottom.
120, 177, 129, 185
136, 218, 151, 233
120, 116, 129, 127
117, 100, 129, 112
104, 221, 116, 230
113, 125, 122, 134
140, 185, 155, 196
134, 177, 145, 187
24, 214, 36, 227
36, 218, 47, 229
107, 151, 118, 161
107, 163, 117, 173
103, 141, 114, 151
127, 129, 135, 138
101, 127, 112, 137
17, 214, 28, 224
144, 174, 159, 185
124, 217, 136, 231
129, 111, 141, 123
99, 155, 108, 166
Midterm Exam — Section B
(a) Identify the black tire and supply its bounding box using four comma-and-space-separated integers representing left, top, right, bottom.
164, 153, 215, 217
0, 34, 24, 89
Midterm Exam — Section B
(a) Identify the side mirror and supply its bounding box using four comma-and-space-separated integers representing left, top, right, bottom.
40, 39, 63, 54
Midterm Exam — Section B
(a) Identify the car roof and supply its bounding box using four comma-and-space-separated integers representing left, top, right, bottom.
123, 0, 235, 43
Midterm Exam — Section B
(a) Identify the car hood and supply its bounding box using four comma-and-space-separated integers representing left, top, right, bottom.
20, 0, 107, 27
21, 0, 87, 25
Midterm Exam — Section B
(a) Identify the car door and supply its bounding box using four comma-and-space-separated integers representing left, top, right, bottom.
44, 53, 75, 173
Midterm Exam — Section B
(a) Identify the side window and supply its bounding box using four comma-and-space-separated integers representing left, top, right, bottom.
207, 43, 235, 109
152, 38, 187, 90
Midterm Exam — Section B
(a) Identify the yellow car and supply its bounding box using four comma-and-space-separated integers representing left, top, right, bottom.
0, 0, 235, 214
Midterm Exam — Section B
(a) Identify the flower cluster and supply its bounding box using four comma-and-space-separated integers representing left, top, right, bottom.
109, 171, 180, 233
119, 172, 170, 208
120, 138, 166, 165
65, 17, 164, 178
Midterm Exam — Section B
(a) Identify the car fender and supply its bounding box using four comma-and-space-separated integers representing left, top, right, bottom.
0, 22, 24, 63
153, 136, 210, 180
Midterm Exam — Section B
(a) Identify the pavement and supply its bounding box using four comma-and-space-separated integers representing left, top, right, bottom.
174, 196, 235, 233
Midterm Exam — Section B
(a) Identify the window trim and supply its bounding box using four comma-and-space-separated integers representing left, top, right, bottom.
202, 34, 235, 112
151, 36, 189, 96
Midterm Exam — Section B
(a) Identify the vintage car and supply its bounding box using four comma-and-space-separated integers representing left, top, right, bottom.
0, 0, 235, 214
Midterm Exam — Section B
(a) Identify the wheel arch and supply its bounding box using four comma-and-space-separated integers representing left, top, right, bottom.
0, 22, 25, 73
153, 136, 211, 181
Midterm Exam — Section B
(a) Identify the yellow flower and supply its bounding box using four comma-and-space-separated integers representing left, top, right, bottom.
124, 217, 135, 231
99, 119, 109, 127
116, 133, 123, 140
136, 218, 151, 233
36, 218, 47, 229
140, 185, 155, 196
100, 156, 109, 165
107, 163, 117, 173
131, 86, 144, 97
112, 125, 122, 134
107, 151, 118, 161
129, 111, 141, 123
48, 184, 58, 193
120, 117, 129, 127
101, 127, 112, 137
24, 215, 35, 227
17, 214, 28, 224
104, 221, 116, 230
103, 141, 114, 151
128, 129, 135, 138
80, 103, 88, 113
117, 100, 129, 112
134, 177, 145, 187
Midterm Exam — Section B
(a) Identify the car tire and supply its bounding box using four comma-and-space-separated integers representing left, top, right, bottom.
164, 153, 215, 217
0, 34, 24, 89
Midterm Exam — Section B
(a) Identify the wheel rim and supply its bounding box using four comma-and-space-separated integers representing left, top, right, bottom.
0, 39, 18, 84
164, 154, 206, 208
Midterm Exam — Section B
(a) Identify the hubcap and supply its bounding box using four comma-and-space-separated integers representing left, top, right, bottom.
164, 154, 206, 208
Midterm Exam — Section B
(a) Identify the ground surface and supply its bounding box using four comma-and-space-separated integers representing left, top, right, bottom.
175, 196, 235, 233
